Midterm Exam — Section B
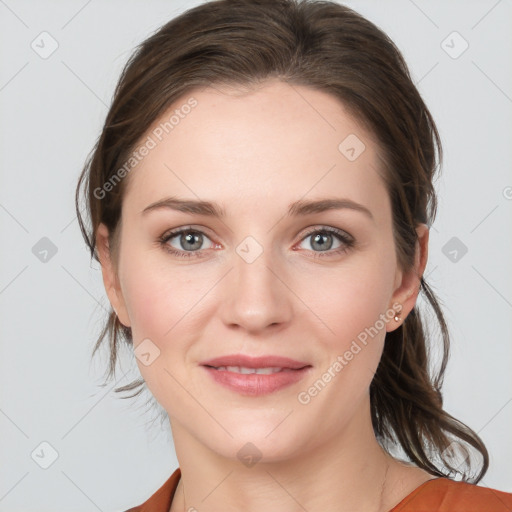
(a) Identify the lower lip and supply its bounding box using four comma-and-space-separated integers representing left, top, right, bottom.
202, 366, 311, 396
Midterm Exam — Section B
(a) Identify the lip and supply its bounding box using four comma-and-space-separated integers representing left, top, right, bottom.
200, 354, 310, 370
200, 354, 312, 396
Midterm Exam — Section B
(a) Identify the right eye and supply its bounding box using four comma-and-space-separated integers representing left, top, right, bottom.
159, 227, 217, 258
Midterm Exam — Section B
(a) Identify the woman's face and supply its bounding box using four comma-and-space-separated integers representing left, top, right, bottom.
97, 79, 423, 462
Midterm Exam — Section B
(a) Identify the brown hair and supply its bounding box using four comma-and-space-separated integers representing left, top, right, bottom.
75, 0, 488, 482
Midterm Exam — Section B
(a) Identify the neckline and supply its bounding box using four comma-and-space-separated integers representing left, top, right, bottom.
167, 470, 446, 512
387, 476, 446, 511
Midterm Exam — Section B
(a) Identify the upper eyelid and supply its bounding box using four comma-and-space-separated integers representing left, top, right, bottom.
301, 225, 352, 239
162, 225, 213, 239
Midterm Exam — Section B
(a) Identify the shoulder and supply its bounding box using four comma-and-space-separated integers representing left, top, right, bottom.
391, 477, 512, 512
124, 467, 181, 512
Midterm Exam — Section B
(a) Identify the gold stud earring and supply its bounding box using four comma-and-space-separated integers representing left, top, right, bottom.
394, 305, 402, 322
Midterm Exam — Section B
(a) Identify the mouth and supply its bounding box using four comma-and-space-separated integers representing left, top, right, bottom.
200, 354, 312, 396
200, 354, 310, 370
205, 365, 300, 374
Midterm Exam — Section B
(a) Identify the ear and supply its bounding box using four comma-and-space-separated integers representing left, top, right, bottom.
386, 223, 429, 332
96, 223, 131, 327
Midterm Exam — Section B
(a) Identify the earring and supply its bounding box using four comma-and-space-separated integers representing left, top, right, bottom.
394, 305, 402, 322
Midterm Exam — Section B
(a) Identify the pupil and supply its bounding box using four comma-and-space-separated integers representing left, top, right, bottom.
183, 232, 202, 250
312, 233, 332, 251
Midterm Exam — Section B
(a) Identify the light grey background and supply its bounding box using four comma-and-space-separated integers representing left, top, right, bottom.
1, 0, 511, 510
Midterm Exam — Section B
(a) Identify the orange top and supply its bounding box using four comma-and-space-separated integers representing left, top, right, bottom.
125, 468, 512, 512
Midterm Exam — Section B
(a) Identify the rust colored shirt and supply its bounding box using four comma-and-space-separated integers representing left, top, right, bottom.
125, 467, 512, 511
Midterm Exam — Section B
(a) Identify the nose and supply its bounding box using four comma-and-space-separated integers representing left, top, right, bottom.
218, 241, 294, 334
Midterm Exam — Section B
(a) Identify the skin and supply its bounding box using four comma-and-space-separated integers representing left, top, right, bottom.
96, 79, 432, 512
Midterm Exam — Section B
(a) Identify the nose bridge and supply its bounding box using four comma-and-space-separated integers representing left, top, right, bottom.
219, 234, 293, 332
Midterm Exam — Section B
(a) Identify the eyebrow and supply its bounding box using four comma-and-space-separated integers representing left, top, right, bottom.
141, 196, 373, 220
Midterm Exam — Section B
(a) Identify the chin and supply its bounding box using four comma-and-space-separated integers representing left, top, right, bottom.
205, 421, 310, 464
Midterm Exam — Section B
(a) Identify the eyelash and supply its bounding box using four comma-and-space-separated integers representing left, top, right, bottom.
158, 225, 355, 260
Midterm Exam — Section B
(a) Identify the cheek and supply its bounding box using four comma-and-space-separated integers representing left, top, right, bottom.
118, 253, 205, 401
295, 250, 397, 409
300, 251, 396, 348
292, 256, 396, 425
118, 248, 202, 344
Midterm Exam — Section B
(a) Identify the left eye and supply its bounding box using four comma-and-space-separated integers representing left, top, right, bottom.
297, 228, 354, 255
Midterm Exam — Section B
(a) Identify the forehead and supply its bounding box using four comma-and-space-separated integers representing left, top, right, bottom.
121, 80, 389, 221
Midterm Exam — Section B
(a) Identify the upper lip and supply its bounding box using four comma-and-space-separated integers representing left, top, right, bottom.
201, 354, 311, 370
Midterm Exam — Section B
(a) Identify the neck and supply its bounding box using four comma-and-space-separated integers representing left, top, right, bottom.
168, 396, 406, 512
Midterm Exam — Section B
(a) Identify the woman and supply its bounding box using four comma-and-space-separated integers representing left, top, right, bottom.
75, 0, 512, 510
